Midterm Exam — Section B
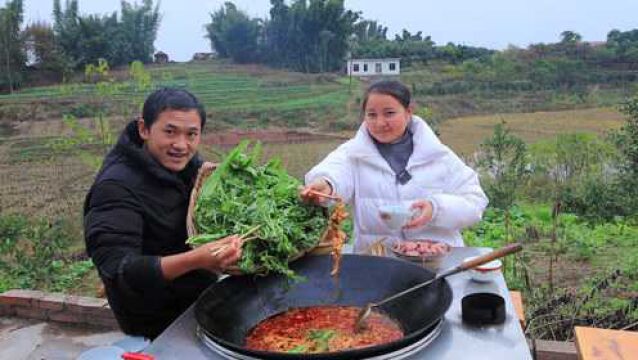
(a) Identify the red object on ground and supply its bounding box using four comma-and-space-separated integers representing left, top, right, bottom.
121, 353, 155, 360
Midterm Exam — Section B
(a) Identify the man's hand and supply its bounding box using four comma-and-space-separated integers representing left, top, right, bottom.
162, 235, 243, 280
201, 161, 217, 173
197, 235, 242, 273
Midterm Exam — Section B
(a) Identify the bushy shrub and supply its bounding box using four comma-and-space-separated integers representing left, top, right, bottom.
0, 214, 93, 292
611, 96, 638, 214
560, 175, 626, 222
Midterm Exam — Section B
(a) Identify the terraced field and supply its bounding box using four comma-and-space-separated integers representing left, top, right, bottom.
0, 62, 357, 127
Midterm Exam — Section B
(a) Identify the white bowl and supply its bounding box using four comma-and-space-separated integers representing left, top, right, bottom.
465, 256, 502, 282
378, 204, 418, 230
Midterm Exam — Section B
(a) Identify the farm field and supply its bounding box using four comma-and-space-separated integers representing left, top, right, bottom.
0, 61, 359, 131
0, 61, 636, 342
439, 107, 625, 155
0, 103, 625, 221
0, 103, 628, 254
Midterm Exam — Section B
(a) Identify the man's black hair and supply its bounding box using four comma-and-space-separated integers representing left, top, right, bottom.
142, 88, 206, 128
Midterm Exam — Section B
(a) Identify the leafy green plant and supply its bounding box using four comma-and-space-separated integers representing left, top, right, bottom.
463, 206, 530, 289
610, 95, 638, 214
0, 214, 94, 292
527, 132, 620, 221
49, 61, 116, 170
465, 204, 638, 339
49, 259, 94, 292
477, 121, 529, 278
129, 60, 153, 110
526, 269, 637, 341
478, 121, 529, 210
191, 142, 328, 278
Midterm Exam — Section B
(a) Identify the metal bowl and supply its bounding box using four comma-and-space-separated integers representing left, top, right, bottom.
390, 240, 451, 268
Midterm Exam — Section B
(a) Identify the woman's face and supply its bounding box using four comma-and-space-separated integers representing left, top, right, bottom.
363, 93, 412, 144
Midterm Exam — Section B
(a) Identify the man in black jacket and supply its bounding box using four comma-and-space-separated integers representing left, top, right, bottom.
84, 88, 241, 339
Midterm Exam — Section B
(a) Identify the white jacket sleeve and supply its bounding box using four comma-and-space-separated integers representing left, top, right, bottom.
305, 142, 355, 204
428, 153, 488, 230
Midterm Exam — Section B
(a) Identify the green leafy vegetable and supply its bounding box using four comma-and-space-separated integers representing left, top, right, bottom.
189, 141, 327, 278
307, 329, 336, 352
287, 345, 308, 353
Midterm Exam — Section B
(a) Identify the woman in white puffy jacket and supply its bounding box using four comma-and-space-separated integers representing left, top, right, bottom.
301, 80, 488, 253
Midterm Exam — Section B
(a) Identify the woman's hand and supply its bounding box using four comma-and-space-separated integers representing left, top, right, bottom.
299, 178, 333, 205
404, 200, 434, 229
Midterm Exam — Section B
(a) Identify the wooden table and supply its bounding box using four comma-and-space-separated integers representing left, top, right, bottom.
574, 326, 638, 360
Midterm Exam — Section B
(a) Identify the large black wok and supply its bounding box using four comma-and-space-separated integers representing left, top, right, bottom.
194, 254, 452, 359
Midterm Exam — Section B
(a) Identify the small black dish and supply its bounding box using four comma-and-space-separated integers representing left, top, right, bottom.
462, 292, 506, 326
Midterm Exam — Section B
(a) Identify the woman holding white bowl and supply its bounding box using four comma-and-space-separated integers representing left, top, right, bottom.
300, 80, 489, 254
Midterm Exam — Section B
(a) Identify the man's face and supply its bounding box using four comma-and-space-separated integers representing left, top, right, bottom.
138, 109, 202, 172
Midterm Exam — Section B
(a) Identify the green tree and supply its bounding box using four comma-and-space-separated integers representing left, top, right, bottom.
612, 96, 638, 214
24, 21, 70, 78
119, 0, 161, 64
0, 0, 25, 93
54, 0, 118, 67
263, 0, 359, 72
560, 30, 582, 45
477, 121, 528, 280
51, 59, 118, 171
606, 28, 638, 62
53, 0, 80, 67
529, 133, 619, 220
75, 13, 120, 67
205, 2, 261, 63
478, 121, 529, 211
53, 0, 161, 68
353, 20, 387, 42
395, 29, 424, 42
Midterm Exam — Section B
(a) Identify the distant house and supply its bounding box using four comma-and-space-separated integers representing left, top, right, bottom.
192, 52, 217, 61
347, 58, 400, 76
584, 41, 606, 48
154, 51, 169, 64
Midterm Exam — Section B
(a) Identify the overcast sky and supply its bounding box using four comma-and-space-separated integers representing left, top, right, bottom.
20, 0, 638, 62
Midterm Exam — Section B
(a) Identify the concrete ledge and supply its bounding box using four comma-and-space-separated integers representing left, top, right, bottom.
0, 289, 118, 329
534, 339, 578, 360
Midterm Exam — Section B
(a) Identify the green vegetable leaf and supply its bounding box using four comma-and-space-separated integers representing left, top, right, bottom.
192, 141, 327, 279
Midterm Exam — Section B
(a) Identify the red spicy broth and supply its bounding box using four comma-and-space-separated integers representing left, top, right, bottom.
245, 305, 404, 354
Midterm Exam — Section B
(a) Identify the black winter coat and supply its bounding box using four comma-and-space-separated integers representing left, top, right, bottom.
84, 120, 216, 339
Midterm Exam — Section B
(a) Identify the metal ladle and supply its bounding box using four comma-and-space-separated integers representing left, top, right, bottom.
354, 243, 523, 332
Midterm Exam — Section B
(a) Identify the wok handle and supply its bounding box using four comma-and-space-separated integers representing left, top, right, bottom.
459, 243, 522, 271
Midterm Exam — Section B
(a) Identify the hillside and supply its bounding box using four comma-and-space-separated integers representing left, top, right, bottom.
0, 61, 359, 135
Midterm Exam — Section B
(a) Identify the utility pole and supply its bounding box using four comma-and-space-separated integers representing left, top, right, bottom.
1, 11, 14, 94
348, 57, 352, 94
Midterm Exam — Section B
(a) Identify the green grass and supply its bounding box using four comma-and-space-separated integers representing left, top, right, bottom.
400, 63, 637, 120
0, 61, 358, 123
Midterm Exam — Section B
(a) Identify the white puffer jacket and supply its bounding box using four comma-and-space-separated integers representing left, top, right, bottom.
306, 116, 488, 253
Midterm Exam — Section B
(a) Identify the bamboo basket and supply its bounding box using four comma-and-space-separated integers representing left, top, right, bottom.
186, 163, 330, 274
